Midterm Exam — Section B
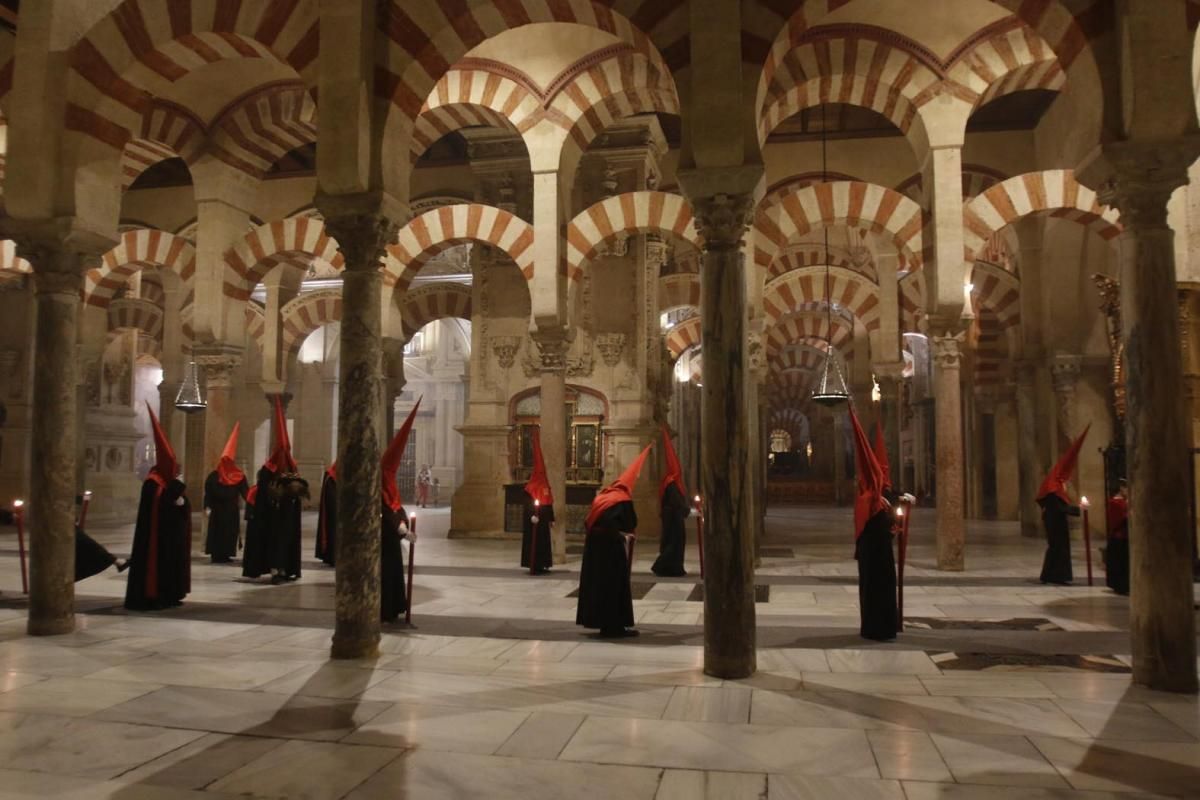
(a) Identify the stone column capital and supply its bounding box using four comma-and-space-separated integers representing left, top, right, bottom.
193, 343, 244, 390
689, 192, 756, 251
1078, 138, 1200, 227
530, 329, 570, 374
930, 334, 962, 369
323, 213, 401, 272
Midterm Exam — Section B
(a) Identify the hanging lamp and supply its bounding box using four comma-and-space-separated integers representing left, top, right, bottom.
810, 103, 850, 407
174, 360, 207, 413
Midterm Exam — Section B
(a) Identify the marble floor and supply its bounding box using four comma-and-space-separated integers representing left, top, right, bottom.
0, 505, 1198, 799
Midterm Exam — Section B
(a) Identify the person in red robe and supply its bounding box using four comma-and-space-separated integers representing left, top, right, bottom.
1106, 479, 1129, 595
1038, 425, 1089, 585
381, 400, 421, 622
576, 443, 652, 638
243, 397, 308, 584
851, 408, 896, 641
125, 404, 191, 611
521, 428, 554, 574
204, 423, 249, 563
652, 425, 690, 577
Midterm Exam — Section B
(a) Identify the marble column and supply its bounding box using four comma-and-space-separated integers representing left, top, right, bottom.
1050, 354, 1082, 450
932, 333, 965, 570
323, 213, 398, 660
832, 412, 845, 505
1092, 150, 1199, 693
196, 348, 242, 481
532, 331, 568, 563
25, 265, 82, 635
694, 193, 756, 679
1014, 363, 1042, 537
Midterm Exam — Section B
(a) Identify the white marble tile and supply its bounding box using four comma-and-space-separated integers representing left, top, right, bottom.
866, 730, 953, 782
768, 774, 906, 800
919, 675, 1057, 698
207, 739, 402, 799
900, 781, 1147, 800
346, 749, 663, 800
115, 733, 288, 789
663, 686, 752, 723
1029, 735, 1200, 794
607, 664, 723, 687
0, 641, 152, 677
494, 711, 584, 759
0, 767, 247, 799
931, 733, 1068, 788
825, 650, 941, 675
88, 654, 309, 691
801, 672, 929, 695
345, 703, 530, 753
0, 672, 44, 694
655, 769, 767, 799
559, 716, 878, 776
256, 662, 397, 699
0, 676, 161, 716
1051, 698, 1197, 741
0, 713, 206, 779
497, 640, 580, 662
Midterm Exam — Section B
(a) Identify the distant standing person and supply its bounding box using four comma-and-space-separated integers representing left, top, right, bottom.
203, 423, 249, 563
1105, 479, 1129, 595
1038, 425, 1090, 586
416, 465, 432, 508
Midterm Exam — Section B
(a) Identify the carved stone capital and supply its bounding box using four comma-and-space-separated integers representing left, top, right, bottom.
531, 330, 570, 373
323, 213, 400, 272
31, 269, 83, 297
1050, 354, 1082, 393
491, 335, 521, 369
596, 333, 626, 367
691, 192, 755, 250
930, 334, 961, 370
1079, 139, 1200, 229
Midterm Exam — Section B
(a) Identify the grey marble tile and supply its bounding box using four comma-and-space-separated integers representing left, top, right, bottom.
560, 716, 878, 776
207, 739, 402, 799
768, 774, 906, 800
663, 686, 752, 723
0, 676, 161, 717
1051, 698, 1197, 741
0, 671, 44, 694
97, 685, 392, 741
346, 749, 663, 799
494, 711, 584, 759
114, 733, 288, 790
88, 654, 310, 691
655, 769, 767, 799
931, 733, 1068, 788
1029, 735, 1200, 794
867, 730, 953, 782
344, 702, 530, 753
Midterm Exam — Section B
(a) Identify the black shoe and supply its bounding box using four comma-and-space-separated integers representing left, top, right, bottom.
270, 574, 286, 585
115, 560, 129, 573
598, 628, 639, 639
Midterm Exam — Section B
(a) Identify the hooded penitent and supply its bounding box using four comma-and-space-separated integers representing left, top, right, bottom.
524, 427, 553, 506
326, 462, 337, 481
381, 399, 421, 512
872, 422, 892, 492
1037, 424, 1090, 504
585, 443, 653, 531
659, 424, 686, 502
850, 406, 888, 540
216, 422, 246, 486
264, 396, 298, 474
147, 402, 177, 486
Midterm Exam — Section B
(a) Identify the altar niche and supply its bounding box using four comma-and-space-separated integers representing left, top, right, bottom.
505, 385, 608, 535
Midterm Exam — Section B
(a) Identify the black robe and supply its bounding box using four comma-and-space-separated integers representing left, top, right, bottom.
520, 501, 554, 572
576, 500, 637, 632
124, 477, 191, 611
315, 474, 337, 566
855, 508, 898, 641
652, 484, 689, 577
1106, 502, 1129, 595
1039, 494, 1079, 585
203, 471, 247, 563
242, 469, 274, 578
75, 525, 117, 581
381, 504, 409, 622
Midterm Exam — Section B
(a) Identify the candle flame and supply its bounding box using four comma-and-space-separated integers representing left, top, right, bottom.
13, 499, 23, 508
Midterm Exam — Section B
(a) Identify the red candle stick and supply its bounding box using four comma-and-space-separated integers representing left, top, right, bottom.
13, 500, 27, 595
405, 513, 417, 625
77, 490, 92, 528
895, 501, 911, 631
1081, 497, 1093, 587
694, 495, 705, 579
529, 499, 539, 576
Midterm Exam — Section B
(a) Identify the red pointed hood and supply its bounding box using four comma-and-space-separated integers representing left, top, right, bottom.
850, 406, 887, 539
1037, 424, 1090, 504
325, 461, 337, 481
872, 421, 892, 491
524, 427, 553, 506
264, 396, 297, 474
146, 402, 177, 486
382, 398, 421, 512
216, 422, 245, 486
586, 443, 652, 531
659, 424, 686, 501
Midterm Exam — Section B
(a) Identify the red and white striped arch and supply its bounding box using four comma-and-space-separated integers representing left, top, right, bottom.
400, 282, 474, 340
765, 243, 862, 282
223, 216, 343, 301
566, 191, 699, 284
973, 309, 1013, 388
209, 82, 317, 177
763, 267, 881, 331
87, 229, 196, 309
962, 170, 1121, 263
243, 302, 267, 350
948, 23, 1065, 110
659, 273, 700, 313
665, 316, 702, 361
412, 65, 541, 164
894, 163, 1010, 204
772, 347, 829, 374
379, 2, 670, 125
970, 261, 1021, 331
766, 312, 853, 359
107, 298, 164, 340
754, 181, 924, 273
385, 204, 534, 293
67, 1, 319, 151
281, 289, 342, 359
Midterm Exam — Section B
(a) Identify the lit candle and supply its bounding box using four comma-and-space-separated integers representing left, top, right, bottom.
895, 505, 905, 518
12, 499, 23, 508
1080, 496, 1090, 509
83, 490, 92, 498
534, 499, 540, 508
694, 495, 701, 504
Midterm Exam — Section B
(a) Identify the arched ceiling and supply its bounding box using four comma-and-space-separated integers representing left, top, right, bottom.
464, 22, 623, 89
156, 59, 301, 124
816, 0, 1011, 60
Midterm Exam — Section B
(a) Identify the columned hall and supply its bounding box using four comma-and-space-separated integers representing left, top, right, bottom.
0, 0, 1199, 797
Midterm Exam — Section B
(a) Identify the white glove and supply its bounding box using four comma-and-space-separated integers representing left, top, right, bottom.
530, 515, 540, 524
902, 493, 916, 505
406, 530, 418, 542
175, 497, 186, 507
204, 508, 211, 516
